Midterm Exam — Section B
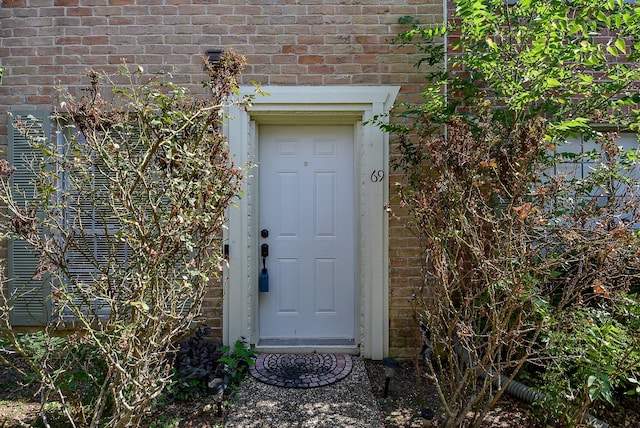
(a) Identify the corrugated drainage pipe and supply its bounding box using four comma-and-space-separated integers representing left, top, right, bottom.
491, 370, 608, 428
451, 337, 609, 428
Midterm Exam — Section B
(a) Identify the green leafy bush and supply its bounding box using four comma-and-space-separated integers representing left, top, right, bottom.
383, 1, 640, 426
217, 338, 258, 386
539, 293, 640, 423
1, 332, 109, 423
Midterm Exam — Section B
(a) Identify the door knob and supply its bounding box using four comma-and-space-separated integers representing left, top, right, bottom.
261, 229, 269, 238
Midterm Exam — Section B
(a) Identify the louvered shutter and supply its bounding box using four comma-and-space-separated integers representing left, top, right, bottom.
7, 111, 52, 326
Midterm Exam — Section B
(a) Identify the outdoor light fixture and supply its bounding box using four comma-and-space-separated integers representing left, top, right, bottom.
381, 357, 399, 398
205, 49, 224, 66
420, 408, 435, 427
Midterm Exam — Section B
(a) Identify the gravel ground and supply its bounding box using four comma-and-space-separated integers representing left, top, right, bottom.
224, 357, 383, 428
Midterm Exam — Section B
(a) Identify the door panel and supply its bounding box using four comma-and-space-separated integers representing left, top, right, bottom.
259, 125, 355, 341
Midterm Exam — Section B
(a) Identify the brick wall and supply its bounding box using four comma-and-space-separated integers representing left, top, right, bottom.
0, 0, 443, 358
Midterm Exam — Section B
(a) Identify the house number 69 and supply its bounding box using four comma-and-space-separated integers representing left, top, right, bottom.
370, 169, 384, 183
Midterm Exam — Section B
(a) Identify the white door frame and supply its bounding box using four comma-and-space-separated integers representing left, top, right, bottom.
223, 86, 399, 359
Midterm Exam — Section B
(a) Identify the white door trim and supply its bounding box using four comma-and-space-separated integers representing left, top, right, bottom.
223, 86, 399, 359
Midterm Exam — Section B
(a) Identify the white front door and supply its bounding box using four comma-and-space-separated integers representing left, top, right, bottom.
258, 125, 355, 343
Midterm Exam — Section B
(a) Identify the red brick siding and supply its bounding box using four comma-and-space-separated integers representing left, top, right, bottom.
0, 0, 442, 357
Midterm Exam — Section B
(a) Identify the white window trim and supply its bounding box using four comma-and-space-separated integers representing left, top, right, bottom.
223, 85, 399, 359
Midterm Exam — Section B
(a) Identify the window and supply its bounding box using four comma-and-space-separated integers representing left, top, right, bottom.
7, 113, 128, 325
548, 132, 640, 228
57, 127, 129, 321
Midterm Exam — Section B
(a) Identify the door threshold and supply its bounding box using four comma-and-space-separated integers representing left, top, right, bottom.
256, 338, 359, 355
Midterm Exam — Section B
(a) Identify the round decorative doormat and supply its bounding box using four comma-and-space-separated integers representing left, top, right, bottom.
249, 353, 353, 388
